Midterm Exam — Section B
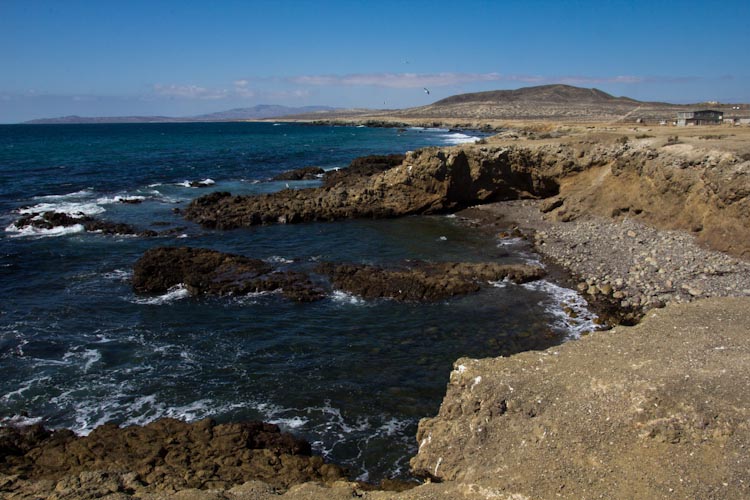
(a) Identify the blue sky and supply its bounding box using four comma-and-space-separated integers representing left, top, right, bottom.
1, 0, 748, 122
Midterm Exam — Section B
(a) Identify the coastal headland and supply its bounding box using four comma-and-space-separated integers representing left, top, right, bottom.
3, 113, 750, 498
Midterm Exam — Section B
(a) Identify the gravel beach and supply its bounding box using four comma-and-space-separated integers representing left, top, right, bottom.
471, 199, 750, 323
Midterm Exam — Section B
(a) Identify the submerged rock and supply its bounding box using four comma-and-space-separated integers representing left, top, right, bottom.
132, 247, 543, 304
132, 246, 326, 302
13, 211, 157, 237
317, 261, 545, 301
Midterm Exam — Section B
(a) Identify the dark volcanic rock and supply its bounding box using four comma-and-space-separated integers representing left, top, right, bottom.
13, 211, 157, 237
132, 246, 326, 302
0, 419, 346, 492
272, 166, 325, 181
189, 179, 214, 187
317, 261, 545, 301
323, 154, 405, 187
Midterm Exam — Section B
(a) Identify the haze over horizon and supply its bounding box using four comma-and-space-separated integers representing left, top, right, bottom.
2, 0, 749, 123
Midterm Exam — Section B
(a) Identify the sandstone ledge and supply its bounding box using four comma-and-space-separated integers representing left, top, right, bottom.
410, 297, 750, 499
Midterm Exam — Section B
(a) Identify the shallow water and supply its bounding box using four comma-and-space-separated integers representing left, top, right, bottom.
0, 122, 597, 480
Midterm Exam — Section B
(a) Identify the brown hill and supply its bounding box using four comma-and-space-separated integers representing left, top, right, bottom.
385, 84, 691, 122
432, 84, 640, 106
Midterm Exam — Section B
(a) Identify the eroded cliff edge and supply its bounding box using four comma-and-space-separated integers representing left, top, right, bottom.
409, 297, 750, 499
184, 130, 750, 260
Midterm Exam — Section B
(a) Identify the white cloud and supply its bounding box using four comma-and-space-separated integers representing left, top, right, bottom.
557, 75, 644, 85
290, 72, 507, 88
152, 84, 229, 100
287, 72, 653, 88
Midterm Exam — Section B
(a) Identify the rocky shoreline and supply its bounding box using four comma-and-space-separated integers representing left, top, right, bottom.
3, 123, 749, 499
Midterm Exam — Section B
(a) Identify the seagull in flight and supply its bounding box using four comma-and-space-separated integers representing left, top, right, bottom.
423, 87, 430, 95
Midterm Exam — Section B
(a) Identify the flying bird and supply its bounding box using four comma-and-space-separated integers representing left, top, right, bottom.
423, 87, 430, 95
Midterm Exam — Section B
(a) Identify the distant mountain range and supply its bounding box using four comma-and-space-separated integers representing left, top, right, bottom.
22, 105, 340, 124
22, 85, 748, 125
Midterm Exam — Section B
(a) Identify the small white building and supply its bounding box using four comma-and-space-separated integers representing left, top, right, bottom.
676, 110, 723, 126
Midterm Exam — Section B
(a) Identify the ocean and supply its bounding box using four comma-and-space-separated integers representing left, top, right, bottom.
0, 122, 598, 481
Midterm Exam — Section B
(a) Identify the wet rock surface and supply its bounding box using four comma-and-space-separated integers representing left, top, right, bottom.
322, 154, 405, 187
132, 246, 326, 302
0, 418, 346, 497
317, 261, 545, 301
271, 166, 325, 181
132, 247, 546, 304
13, 211, 158, 237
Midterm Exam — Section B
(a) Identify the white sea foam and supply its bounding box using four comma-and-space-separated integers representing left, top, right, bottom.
230, 290, 279, 305
264, 255, 294, 264
62, 348, 102, 373
443, 132, 481, 145
267, 415, 309, 429
177, 178, 215, 188
1, 376, 50, 402
377, 417, 411, 437
521, 279, 601, 340
103, 269, 132, 281
17, 201, 105, 217
33, 189, 94, 201
0, 414, 44, 427
496, 237, 525, 247
331, 290, 366, 305
409, 126, 450, 132
489, 277, 512, 289
132, 284, 190, 305
5, 223, 86, 238
96, 194, 146, 205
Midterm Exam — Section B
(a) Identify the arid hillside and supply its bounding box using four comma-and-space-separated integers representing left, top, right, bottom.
277, 84, 749, 124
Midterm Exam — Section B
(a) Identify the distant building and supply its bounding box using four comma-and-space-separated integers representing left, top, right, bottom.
676, 110, 723, 126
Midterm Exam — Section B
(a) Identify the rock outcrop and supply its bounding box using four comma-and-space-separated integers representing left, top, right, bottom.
132, 247, 546, 304
12, 211, 157, 237
132, 246, 326, 302
322, 154, 405, 187
0, 418, 346, 496
183, 147, 562, 229
272, 166, 325, 181
317, 261, 545, 301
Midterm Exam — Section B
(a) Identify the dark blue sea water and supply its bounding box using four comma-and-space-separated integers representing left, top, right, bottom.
0, 122, 598, 481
